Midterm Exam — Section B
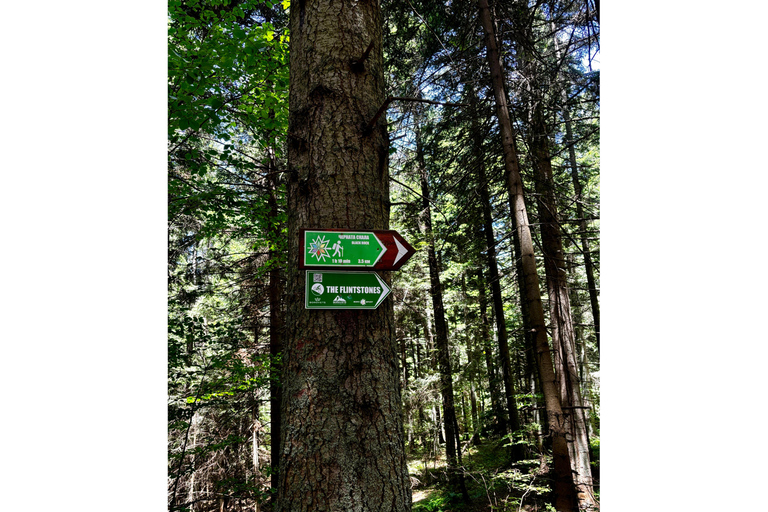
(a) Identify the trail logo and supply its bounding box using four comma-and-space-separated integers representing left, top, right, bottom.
308, 235, 331, 263
311, 283, 324, 295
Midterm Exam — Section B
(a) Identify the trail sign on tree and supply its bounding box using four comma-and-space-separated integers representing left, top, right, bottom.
300, 229, 415, 270
305, 270, 391, 309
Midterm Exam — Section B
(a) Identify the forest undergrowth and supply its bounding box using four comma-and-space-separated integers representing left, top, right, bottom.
408, 438, 600, 512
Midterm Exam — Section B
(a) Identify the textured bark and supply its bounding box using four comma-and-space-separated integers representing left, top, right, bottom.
278, 1, 411, 510
521, 16, 596, 511
477, 0, 577, 509
529, 105, 596, 509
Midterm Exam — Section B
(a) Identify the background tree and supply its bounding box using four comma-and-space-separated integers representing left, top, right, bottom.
168, 1, 289, 510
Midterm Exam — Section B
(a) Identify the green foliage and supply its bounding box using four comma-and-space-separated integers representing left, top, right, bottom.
168, 2, 290, 510
589, 435, 600, 467
413, 490, 464, 512
168, 0, 289, 245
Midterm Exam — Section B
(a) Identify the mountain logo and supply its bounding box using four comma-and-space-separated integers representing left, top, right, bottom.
333, 295, 346, 304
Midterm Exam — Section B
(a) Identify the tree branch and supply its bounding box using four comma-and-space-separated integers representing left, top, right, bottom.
363, 96, 467, 135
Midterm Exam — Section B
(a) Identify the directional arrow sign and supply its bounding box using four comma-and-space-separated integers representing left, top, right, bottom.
300, 229, 416, 271
305, 271, 391, 309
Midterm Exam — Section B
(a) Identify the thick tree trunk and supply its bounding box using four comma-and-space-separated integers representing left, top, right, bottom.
520, 17, 597, 510
529, 104, 596, 509
278, 1, 411, 510
477, 1, 577, 509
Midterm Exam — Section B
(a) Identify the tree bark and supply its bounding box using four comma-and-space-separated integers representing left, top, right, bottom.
278, 1, 411, 510
529, 102, 596, 509
477, 0, 577, 509
519, 14, 597, 510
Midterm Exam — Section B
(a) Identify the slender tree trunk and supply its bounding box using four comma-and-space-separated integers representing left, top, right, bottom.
278, 1, 411, 510
477, 1, 577, 509
266, 147, 283, 504
466, 85, 522, 457
412, 325, 428, 449
476, 266, 505, 436
250, 313, 264, 512
400, 330, 409, 389
417, 134, 469, 499
553, 33, 600, 354
253, 401, 261, 512
461, 274, 481, 443
528, 102, 596, 509
423, 304, 445, 448
188, 415, 197, 511
567, 253, 594, 439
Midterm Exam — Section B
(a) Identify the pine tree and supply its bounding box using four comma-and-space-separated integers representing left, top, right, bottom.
277, 1, 411, 509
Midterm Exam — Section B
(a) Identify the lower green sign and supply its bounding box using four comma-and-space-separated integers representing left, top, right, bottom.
305, 271, 391, 309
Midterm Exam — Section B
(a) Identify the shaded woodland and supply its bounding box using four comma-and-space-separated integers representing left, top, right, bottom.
168, 0, 599, 510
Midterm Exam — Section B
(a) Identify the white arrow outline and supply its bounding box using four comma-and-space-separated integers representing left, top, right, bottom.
373, 272, 391, 308
393, 236, 408, 266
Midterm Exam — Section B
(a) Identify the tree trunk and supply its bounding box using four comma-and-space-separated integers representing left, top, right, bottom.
417, 131, 469, 500
475, 266, 505, 436
477, 0, 577, 509
266, 147, 284, 504
278, 1, 411, 510
466, 85, 522, 458
462, 273, 481, 442
529, 101, 596, 509
552, 32, 600, 354
188, 415, 197, 511
252, 400, 261, 512
520, 15, 597, 510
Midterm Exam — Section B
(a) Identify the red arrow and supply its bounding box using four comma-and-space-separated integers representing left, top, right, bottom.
371, 230, 416, 271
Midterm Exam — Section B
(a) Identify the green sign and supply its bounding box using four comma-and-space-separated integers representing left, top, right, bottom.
305, 271, 391, 309
302, 230, 386, 268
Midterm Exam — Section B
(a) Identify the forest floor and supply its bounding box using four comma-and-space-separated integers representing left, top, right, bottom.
406, 438, 598, 512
